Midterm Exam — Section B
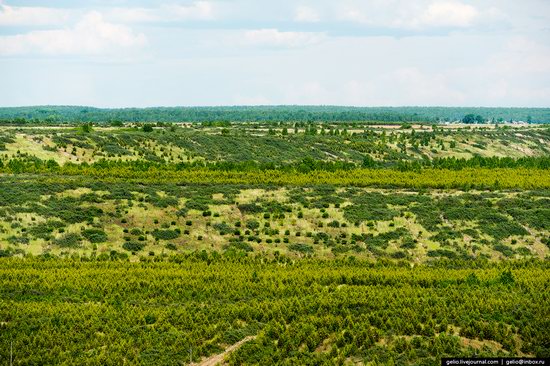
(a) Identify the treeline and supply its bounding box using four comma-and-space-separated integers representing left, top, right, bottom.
2, 155, 549, 173
398, 156, 550, 170
1, 157, 549, 189
0, 105, 549, 124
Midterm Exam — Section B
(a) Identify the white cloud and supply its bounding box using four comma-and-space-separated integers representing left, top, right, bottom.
168, 1, 215, 21
0, 1, 548, 107
0, 1, 216, 28
338, 7, 370, 24
294, 6, 320, 23
411, 1, 479, 28
107, 1, 215, 23
0, 3, 69, 26
334, 1, 481, 29
107, 7, 158, 23
243, 29, 325, 48
0, 11, 146, 56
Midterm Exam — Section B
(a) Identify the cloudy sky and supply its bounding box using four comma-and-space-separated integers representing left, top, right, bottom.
0, 0, 549, 107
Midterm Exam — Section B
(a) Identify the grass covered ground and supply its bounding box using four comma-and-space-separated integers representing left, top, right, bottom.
1, 124, 549, 166
1, 176, 548, 261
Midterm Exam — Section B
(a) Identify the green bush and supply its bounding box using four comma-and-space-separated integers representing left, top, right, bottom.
165, 243, 177, 250
54, 233, 82, 248
123, 241, 146, 252
226, 241, 253, 252
151, 229, 180, 240
288, 243, 313, 254
427, 249, 456, 259
246, 220, 260, 230
82, 228, 108, 243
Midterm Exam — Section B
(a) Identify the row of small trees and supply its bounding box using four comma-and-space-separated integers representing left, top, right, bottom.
1, 257, 548, 364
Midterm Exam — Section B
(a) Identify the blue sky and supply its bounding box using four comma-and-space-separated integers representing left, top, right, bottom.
0, 0, 549, 107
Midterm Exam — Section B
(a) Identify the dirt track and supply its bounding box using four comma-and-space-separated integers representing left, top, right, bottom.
195, 336, 256, 366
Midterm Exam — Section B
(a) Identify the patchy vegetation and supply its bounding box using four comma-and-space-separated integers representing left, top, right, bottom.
0, 177, 548, 261
1, 121, 549, 364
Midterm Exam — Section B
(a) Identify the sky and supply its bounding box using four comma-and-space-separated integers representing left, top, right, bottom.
0, 0, 549, 107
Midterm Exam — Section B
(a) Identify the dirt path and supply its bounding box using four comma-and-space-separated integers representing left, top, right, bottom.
195, 336, 256, 366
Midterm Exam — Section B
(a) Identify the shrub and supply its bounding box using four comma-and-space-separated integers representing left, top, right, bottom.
7, 236, 30, 245
213, 222, 232, 235
82, 228, 108, 243
498, 269, 515, 285
227, 241, 253, 252
152, 229, 180, 240
288, 243, 313, 254
54, 233, 82, 248
391, 251, 408, 259
123, 241, 146, 252
246, 220, 260, 230
400, 238, 417, 249
494, 244, 515, 257
130, 228, 142, 236
176, 208, 188, 217
28, 222, 60, 240
427, 249, 456, 259
237, 203, 262, 214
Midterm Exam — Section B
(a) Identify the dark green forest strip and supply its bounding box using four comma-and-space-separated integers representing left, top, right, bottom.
1, 105, 549, 123
0, 257, 548, 364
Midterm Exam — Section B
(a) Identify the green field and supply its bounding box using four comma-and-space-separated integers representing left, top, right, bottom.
1, 119, 549, 364
1, 258, 548, 365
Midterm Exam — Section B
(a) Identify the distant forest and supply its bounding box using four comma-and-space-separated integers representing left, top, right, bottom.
0, 105, 549, 124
